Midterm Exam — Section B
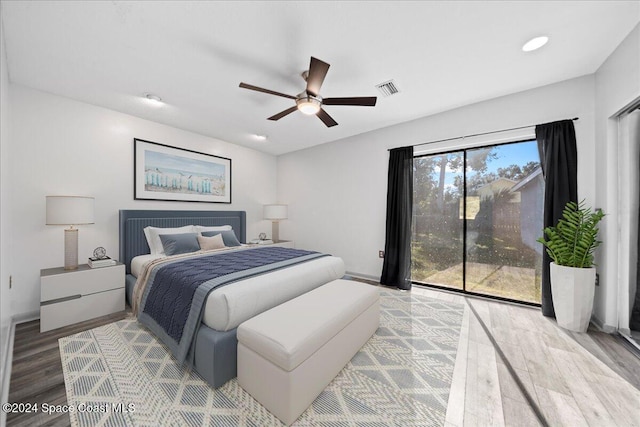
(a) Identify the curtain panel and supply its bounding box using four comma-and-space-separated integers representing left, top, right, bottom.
536, 120, 578, 317
381, 146, 414, 290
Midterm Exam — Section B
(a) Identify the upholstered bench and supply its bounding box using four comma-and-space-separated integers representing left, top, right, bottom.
237, 279, 380, 425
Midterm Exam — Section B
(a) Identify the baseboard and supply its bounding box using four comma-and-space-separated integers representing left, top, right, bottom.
590, 314, 617, 333
12, 310, 39, 324
344, 271, 380, 283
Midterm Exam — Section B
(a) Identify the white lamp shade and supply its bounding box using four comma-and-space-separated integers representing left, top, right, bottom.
263, 204, 288, 220
46, 196, 95, 225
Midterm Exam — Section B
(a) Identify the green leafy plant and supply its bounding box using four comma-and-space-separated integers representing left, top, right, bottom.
537, 200, 605, 268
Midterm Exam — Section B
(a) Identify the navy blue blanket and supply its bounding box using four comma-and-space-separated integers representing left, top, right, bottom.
137, 247, 328, 364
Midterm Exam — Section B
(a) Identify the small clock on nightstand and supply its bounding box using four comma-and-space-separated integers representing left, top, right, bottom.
93, 246, 107, 259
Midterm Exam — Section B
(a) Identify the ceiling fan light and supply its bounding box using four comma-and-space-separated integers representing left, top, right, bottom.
299, 103, 320, 115
296, 97, 321, 115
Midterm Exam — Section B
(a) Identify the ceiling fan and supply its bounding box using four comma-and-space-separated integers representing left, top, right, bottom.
239, 56, 377, 128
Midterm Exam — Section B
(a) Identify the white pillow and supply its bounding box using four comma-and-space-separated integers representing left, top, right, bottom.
195, 225, 233, 233
144, 225, 196, 255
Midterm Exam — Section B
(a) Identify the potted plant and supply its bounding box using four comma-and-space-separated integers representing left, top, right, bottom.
537, 200, 605, 332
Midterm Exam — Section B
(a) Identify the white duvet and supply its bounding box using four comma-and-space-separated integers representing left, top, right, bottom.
131, 248, 345, 332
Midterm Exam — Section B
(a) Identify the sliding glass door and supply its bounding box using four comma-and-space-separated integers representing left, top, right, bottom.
412, 140, 543, 304
412, 152, 464, 290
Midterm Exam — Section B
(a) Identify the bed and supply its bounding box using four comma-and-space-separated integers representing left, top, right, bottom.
119, 210, 345, 388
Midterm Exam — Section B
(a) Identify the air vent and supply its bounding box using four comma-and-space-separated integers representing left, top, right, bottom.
375, 80, 400, 97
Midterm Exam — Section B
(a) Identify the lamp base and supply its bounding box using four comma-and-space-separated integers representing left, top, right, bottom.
271, 221, 280, 243
64, 228, 79, 270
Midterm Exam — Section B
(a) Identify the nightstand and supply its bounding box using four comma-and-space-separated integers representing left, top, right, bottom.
248, 240, 295, 249
272, 240, 294, 248
40, 263, 125, 332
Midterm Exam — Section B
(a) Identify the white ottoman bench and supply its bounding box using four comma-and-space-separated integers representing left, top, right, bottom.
237, 279, 380, 425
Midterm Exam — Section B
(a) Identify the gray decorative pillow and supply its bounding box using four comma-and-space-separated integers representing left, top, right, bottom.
159, 232, 200, 256
201, 230, 242, 247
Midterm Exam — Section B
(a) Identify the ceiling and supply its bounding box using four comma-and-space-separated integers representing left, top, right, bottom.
1, 1, 638, 156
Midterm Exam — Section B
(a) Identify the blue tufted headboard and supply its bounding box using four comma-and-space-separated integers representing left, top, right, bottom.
119, 210, 247, 274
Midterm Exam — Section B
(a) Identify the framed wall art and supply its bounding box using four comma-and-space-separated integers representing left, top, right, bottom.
134, 138, 232, 203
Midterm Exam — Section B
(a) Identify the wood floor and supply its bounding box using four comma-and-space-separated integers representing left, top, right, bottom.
6, 311, 129, 427
410, 286, 640, 427
6, 286, 640, 427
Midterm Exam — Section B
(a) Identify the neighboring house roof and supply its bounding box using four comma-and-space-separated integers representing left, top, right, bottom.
510, 167, 543, 192
476, 177, 518, 192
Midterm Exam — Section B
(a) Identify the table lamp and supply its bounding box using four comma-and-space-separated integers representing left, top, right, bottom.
263, 204, 287, 243
46, 196, 95, 270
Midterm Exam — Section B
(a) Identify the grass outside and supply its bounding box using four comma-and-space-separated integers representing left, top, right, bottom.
412, 232, 541, 304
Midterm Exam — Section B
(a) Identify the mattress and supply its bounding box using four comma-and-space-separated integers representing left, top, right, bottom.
131, 254, 164, 278
130, 249, 345, 332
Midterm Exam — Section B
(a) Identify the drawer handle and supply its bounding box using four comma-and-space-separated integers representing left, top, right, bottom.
41, 294, 82, 306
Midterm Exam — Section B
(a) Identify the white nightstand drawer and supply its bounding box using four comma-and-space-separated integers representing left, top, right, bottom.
40, 263, 125, 332
40, 287, 125, 332
41, 264, 125, 302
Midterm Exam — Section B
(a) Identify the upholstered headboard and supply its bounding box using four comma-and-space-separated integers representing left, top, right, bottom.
119, 210, 247, 274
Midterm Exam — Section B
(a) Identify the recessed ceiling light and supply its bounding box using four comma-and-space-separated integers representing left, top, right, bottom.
143, 93, 163, 106
254, 134, 268, 141
522, 36, 549, 52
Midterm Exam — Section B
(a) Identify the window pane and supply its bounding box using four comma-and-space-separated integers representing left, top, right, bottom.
465, 141, 542, 303
412, 152, 464, 290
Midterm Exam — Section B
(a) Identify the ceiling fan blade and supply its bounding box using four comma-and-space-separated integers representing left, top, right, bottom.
306, 57, 330, 97
239, 82, 296, 100
323, 96, 377, 106
267, 106, 299, 121
316, 108, 338, 127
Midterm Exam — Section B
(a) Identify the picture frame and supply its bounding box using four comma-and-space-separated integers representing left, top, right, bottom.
134, 138, 232, 204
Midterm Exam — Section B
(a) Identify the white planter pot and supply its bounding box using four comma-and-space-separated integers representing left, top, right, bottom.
549, 262, 596, 332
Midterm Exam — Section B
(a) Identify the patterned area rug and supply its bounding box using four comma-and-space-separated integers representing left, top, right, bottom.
59, 290, 464, 426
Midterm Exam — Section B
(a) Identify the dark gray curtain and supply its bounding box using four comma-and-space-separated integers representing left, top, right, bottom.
536, 120, 578, 317
381, 146, 413, 290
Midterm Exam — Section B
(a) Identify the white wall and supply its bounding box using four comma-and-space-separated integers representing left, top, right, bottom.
278, 75, 596, 281
8, 84, 277, 316
594, 23, 640, 331
1, 5, 14, 406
